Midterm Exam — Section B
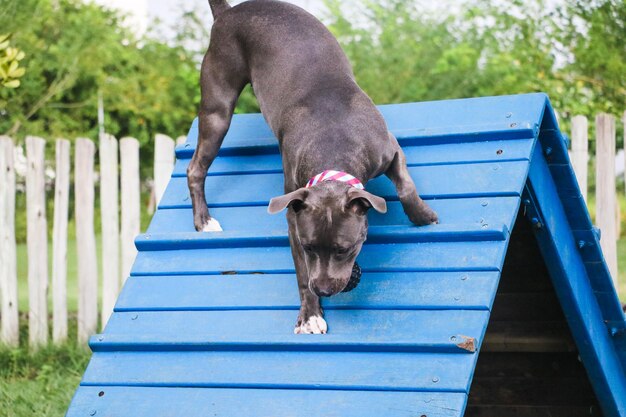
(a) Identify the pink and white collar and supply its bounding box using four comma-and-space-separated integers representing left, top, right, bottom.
306, 170, 365, 190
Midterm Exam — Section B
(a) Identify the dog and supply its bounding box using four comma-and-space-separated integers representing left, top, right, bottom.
188, 0, 438, 334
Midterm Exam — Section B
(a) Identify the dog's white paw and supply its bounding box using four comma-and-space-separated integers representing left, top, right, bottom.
294, 315, 327, 335
201, 218, 223, 232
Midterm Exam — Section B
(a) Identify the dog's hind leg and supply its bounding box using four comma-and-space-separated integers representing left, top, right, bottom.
385, 132, 438, 226
188, 42, 248, 232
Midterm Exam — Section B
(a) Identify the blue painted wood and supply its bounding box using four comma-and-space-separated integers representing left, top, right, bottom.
135, 224, 507, 252
159, 161, 529, 209
525, 144, 626, 416
131, 240, 507, 276
148, 197, 522, 234
115, 272, 500, 312
66, 94, 626, 417
175, 93, 548, 158
81, 351, 475, 392
171, 139, 535, 177
93, 310, 487, 353
67, 387, 467, 417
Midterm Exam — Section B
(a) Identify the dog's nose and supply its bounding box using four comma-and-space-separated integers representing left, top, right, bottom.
310, 281, 337, 297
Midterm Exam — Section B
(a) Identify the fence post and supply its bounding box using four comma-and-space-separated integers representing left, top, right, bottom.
595, 114, 619, 290
52, 139, 70, 344
99, 133, 119, 328
75, 138, 98, 344
570, 115, 588, 202
26, 136, 48, 347
154, 134, 175, 206
120, 137, 140, 283
622, 110, 626, 199
0, 137, 18, 347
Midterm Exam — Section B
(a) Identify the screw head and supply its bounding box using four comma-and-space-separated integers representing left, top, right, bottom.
432, 376, 440, 383
461, 275, 468, 281
496, 149, 503, 155
131, 314, 138, 320
506, 112, 512, 118
90, 410, 97, 416
481, 201, 488, 207
510, 122, 517, 128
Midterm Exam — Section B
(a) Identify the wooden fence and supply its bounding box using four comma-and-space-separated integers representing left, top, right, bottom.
569, 112, 626, 291
0, 112, 625, 348
0, 133, 179, 348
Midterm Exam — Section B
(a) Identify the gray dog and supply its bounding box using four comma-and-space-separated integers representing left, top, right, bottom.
188, 0, 438, 334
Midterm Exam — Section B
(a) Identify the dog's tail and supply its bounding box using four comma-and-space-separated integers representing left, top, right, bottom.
209, 0, 231, 19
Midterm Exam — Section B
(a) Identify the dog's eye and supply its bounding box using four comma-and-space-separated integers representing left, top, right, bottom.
335, 246, 351, 255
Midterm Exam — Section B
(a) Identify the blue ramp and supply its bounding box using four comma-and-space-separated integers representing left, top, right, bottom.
66, 94, 626, 417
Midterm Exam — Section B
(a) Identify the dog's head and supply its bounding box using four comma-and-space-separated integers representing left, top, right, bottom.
268, 181, 386, 297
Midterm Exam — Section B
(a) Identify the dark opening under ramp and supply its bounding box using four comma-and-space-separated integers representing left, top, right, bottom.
65, 94, 626, 417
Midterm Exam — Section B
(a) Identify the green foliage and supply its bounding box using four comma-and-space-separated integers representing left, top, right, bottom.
0, 319, 90, 417
323, 0, 624, 137
0, 0, 199, 165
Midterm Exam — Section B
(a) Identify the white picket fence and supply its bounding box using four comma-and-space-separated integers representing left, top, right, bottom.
0, 133, 183, 348
569, 111, 626, 291
1, 112, 625, 348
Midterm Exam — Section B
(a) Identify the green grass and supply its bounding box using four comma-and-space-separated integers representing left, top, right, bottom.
0, 321, 91, 417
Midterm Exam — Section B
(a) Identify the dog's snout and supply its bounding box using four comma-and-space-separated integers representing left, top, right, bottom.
310, 280, 342, 297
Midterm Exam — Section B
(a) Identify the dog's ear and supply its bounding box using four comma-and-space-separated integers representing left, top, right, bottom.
268, 188, 309, 214
347, 188, 387, 214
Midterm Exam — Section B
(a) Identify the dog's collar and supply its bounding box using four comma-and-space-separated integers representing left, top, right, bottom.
306, 170, 365, 190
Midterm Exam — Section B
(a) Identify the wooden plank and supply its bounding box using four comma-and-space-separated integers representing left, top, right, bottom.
100, 133, 120, 328
595, 113, 618, 289
81, 350, 474, 392
526, 144, 626, 416
115, 271, 499, 312
473, 352, 590, 378
75, 138, 99, 344
0, 136, 18, 346
159, 161, 530, 209
25, 136, 48, 347
120, 137, 140, 283
92, 309, 487, 352
175, 94, 548, 158
154, 134, 175, 205
465, 405, 602, 417
52, 139, 70, 343
481, 321, 575, 352
136, 224, 507, 252
148, 197, 522, 235
570, 115, 588, 202
468, 377, 599, 406
171, 139, 535, 177
67, 387, 466, 417
131, 240, 507, 276
489, 292, 564, 322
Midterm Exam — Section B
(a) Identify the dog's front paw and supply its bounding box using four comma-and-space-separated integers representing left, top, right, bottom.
294, 314, 327, 334
201, 217, 223, 232
409, 204, 438, 226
